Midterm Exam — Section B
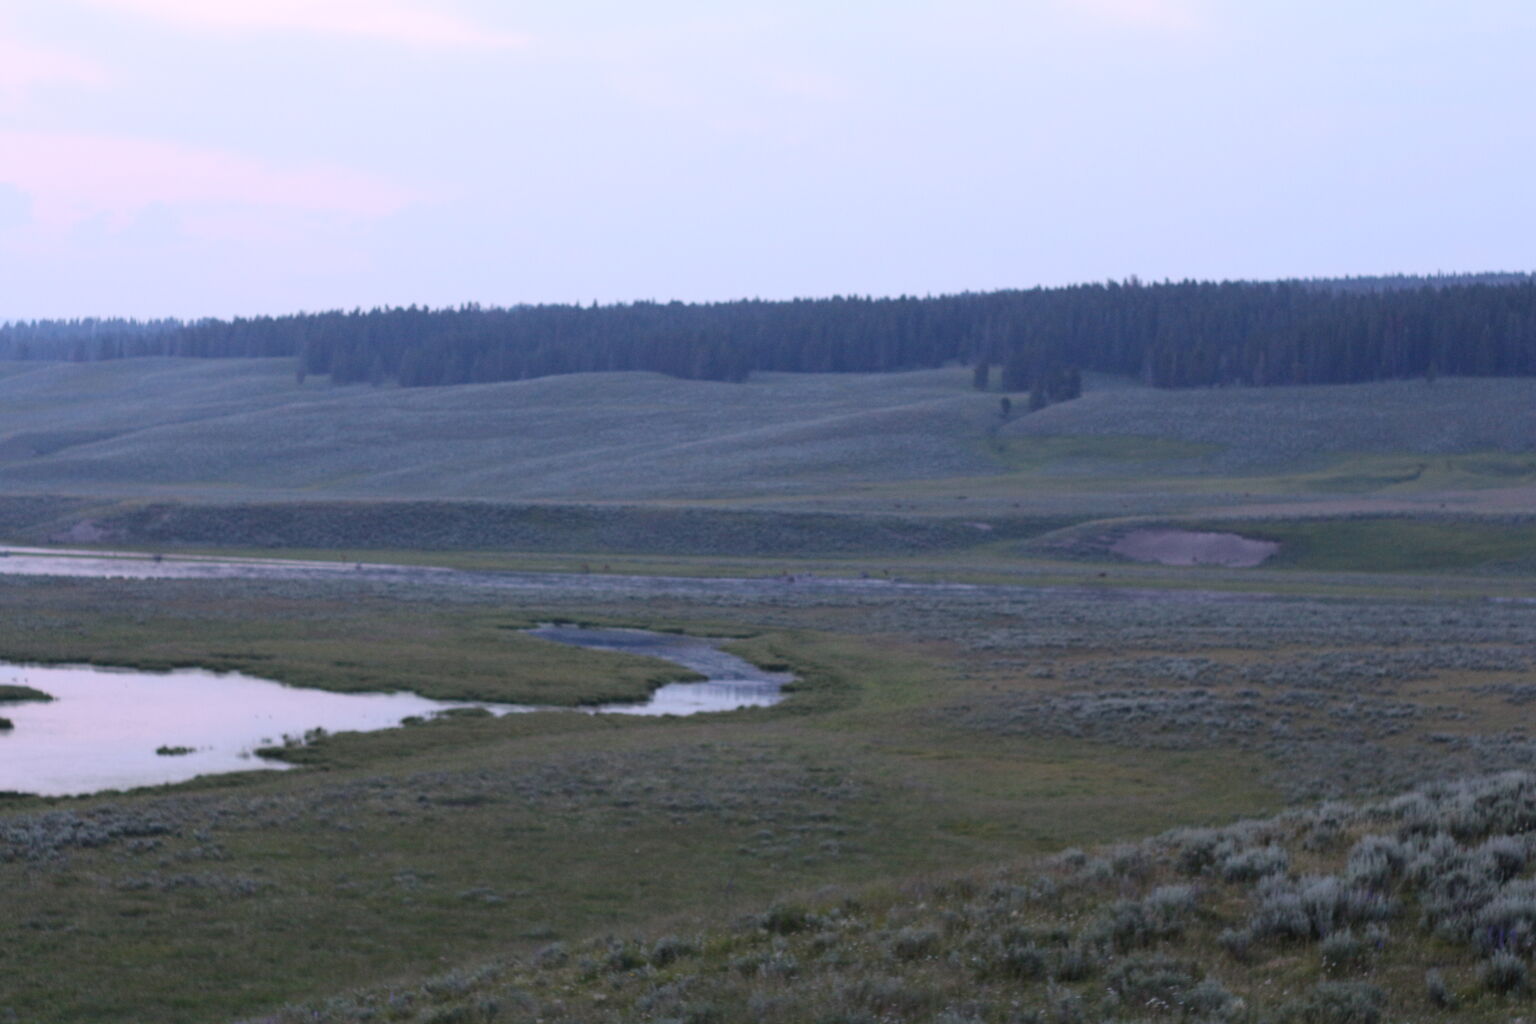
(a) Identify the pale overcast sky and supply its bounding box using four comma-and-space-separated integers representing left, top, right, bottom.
0, 1, 1532, 318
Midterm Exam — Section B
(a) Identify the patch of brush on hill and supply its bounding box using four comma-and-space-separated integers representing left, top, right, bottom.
0, 495, 106, 540
42, 500, 1077, 557
256, 770, 1536, 1024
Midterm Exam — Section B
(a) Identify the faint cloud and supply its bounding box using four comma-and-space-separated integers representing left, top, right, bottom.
1057, 0, 1208, 33
0, 33, 107, 109
178, 207, 343, 246
85, 0, 529, 50
0, 132, 422, 238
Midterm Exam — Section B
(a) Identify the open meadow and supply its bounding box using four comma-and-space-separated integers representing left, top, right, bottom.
10, 0, 1535, 1017
3, 363, 1536, 1021
2, 558, 1536, 1021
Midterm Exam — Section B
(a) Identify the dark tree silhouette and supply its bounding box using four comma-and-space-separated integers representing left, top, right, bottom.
5, 274, 1536, 393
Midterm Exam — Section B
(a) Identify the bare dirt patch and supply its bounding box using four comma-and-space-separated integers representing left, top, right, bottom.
1111, 528, 1280, 567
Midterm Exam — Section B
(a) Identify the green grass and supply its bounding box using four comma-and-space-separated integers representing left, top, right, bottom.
263, 771, 1536, 1024
1006, 375, 1536, 476
5, 360, 1536, 521
10, 550, 1536, 1020
0, 684, 53, 702
0, 494, 1074, 558
0, 573, 1289, 1023
1227, 451, 1536, 496
13, 359, 1536, 1020
1199, 516, 1536, 572
0, 361, 1013, 503
0, 583, 699, 705
985, 433, 1222, 471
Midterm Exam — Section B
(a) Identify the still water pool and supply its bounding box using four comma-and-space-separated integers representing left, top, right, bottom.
0, 627, 790, 797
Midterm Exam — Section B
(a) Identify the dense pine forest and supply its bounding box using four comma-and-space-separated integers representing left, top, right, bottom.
5, 274, 1536, 393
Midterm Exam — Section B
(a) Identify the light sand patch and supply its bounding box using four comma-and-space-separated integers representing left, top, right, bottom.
1111, 528, 1279, 567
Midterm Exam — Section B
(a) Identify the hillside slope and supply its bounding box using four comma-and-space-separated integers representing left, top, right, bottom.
255, 771, 1536, 1024
1007, 377, 1536, 472
3, 360, 1536, 515
0, 360, 1007, 501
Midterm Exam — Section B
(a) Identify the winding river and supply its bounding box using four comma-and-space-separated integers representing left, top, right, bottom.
0, 626, 791, 798
0, 540, 1279, 798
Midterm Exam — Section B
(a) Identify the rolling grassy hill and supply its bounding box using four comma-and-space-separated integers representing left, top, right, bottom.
4, 359, 1536, 503
0, 360, 1009, 502
1006, 376, 1536, 474
3, 358, 1536, 562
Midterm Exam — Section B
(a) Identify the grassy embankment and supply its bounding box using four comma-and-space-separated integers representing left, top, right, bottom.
5, 363, 1536, 1019
1030, 513, 1536, 577
6, 565, 1536, 1020
1203, 517, 1536, 573
263, 772, 1536, 1024
0, 578, 701, 705
0, 572, 1280, 1023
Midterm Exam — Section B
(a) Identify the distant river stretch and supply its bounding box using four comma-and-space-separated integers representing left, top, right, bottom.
0, 546, 1268, 605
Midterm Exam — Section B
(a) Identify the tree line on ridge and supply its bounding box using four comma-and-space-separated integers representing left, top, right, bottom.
4, 275, 1535, 395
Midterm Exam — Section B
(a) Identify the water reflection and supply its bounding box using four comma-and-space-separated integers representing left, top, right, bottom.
0, 627, 791, 796
527, 625, 792, 716
0, 546, 410, 581
0, 663, 465, 797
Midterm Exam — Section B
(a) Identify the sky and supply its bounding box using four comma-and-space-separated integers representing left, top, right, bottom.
0, 0, 1533, 318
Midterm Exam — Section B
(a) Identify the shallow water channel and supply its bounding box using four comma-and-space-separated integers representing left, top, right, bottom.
0, 545, 1278, 606
0, 627, 791, 797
